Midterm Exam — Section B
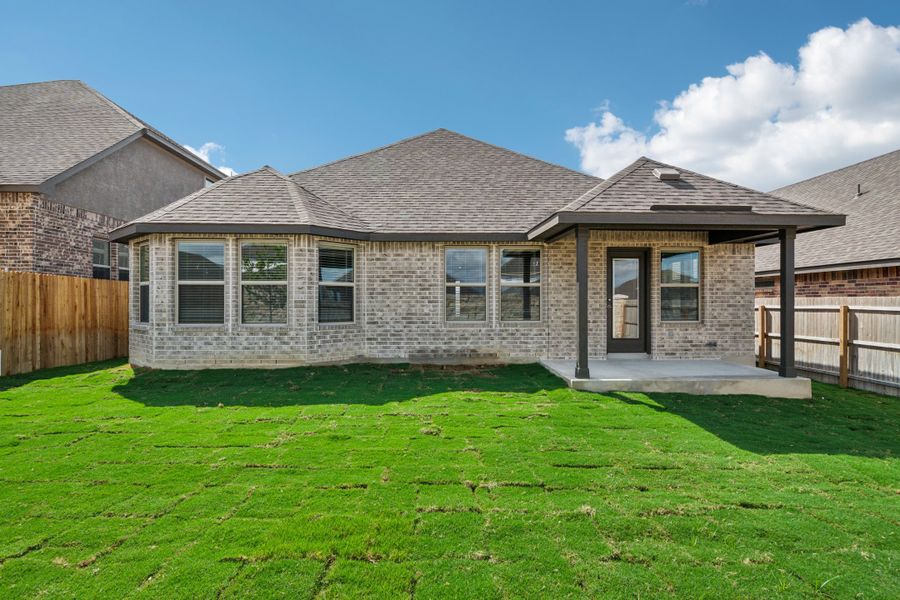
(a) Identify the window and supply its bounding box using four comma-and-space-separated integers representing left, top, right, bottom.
445, 248, 486, 321
318, 246, 354, 323
241, 242, 287, 324
117, 244, 130, 281
177, 241, 225, 324
92, 239, 110, 279
139, 244, 150, 323
660, 250, 700, 321
500, 249, 540, 321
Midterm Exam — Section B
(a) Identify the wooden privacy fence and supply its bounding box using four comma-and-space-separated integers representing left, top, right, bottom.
755, 301, 900, 396
0, 272, 128, 376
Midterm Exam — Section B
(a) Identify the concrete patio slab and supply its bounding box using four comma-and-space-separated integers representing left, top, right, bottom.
541, 359, 812, 399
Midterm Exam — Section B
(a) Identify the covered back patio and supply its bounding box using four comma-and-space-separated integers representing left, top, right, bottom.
527, 159, 846, 398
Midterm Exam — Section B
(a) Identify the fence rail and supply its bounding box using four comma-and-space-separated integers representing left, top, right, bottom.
755, 300, 900, 396
0, 271, 128, 376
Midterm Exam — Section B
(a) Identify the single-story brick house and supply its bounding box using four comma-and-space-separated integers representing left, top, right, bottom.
0, 80, 224, 280
756, 148, 899, 298
110, 129, 844, 381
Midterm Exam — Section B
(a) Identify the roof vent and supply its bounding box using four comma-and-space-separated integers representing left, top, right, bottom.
653, 167, 680, 181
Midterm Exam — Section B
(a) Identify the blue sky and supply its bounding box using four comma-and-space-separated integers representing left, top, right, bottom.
2, 1, 899, 188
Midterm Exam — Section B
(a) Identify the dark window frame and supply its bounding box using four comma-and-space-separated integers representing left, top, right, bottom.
660, 248, 702, 323
138, 243, 150, 323
499, 247, 541, 322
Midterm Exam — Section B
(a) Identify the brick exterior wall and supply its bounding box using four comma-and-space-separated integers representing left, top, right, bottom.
755, 266, 900, 298
130, 231, 756, 369
0, 191, 126, 279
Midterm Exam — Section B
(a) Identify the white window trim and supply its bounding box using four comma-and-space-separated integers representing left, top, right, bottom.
92, 239, 111, 278
175, 240, 226, 326
660, 247, 702, 323
137, 243, 150, 324
317, 242, 356, 325
444, 246, 488, 323
239, 240, 289, 326
499, 247, 542, 323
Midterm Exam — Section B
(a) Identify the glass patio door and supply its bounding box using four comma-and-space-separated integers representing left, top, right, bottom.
607, 249, 649, 353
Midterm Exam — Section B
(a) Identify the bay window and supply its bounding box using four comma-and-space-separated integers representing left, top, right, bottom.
445, 248, 486, 321
177, 241, 225, 324
500, 249, 540, 321
240, 242, 288, 324
318, 246, 354, 323
660, 250, 700, 322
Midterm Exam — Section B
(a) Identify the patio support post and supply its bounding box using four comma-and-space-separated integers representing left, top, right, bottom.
779, 227, 796, 378
575, 225, 590, 378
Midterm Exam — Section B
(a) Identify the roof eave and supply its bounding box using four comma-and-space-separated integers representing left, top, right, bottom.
526, 211, 847, 241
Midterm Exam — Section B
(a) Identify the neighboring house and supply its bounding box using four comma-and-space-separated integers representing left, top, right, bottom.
110, 129, 843, 379
0, 80, 224, 280
756, 149, 900, 297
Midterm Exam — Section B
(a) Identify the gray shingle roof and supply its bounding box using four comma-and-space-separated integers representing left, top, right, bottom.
755, 149, 900, 273
131, 166, 371, 231
0, 80, 221, 186
567, 157, 831, 215
290, 129, 602, 234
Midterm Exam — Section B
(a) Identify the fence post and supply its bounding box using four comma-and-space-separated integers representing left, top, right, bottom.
758, 305, 767, 368
839, 304, 849, 388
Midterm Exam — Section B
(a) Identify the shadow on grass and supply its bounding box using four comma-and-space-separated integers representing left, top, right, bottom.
111, 362, 567, 407
608, 387, 900, 457
0, 358, 129, 393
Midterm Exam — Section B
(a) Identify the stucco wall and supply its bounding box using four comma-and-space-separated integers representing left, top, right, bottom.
51, 137, 210, 222
130, 231, 755, 369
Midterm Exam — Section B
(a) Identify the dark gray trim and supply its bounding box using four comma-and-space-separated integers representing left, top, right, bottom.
143, 130, 226, 179
575, 225, 590, 379
109, 222, 530, 243
606, 248, 649, 354
0, 184, 42, 192
779, 227, 796, 378
528, 210, 845, 241
650, 204, 752, 212
756, 257, 900, 277
38, 130, 146, 193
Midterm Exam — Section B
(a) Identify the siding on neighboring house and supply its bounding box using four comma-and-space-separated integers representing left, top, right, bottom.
129, 230, 755, 369
756, 266, 900, 299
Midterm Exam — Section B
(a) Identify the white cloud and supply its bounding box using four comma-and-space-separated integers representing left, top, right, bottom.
184, 142, 238, 177
565, 18, 900, 190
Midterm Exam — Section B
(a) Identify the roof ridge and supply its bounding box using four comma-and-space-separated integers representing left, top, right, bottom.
289, 128, 601, 183
644, 156, 842, 216
771, 147, 900, 194
289, 129, 446, 176
265, 166, 373, 230
0, 79, 82, 89
562, 157, 648, 211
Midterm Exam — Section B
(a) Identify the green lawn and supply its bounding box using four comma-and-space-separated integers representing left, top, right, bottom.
0, 361, 897, 599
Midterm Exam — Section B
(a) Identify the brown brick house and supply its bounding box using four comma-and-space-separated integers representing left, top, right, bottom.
0, 80, 224, 280
110, 129, 844, 396
755, 149, 900, 298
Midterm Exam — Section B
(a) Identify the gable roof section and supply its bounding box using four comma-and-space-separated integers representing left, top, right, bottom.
0, 80, 223, 189
527, 157, 844, 240
290, 129, 602, 234
112, 166, 371, 239
755, 149, 900, 274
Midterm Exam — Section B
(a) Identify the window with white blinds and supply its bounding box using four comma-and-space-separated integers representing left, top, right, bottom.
139, 244, 150, 323
445, 248, 486, 321
177, 241, 225, 324
318, 246, 354, 323
500, 249, 540, 321
241, 242, 288, 324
